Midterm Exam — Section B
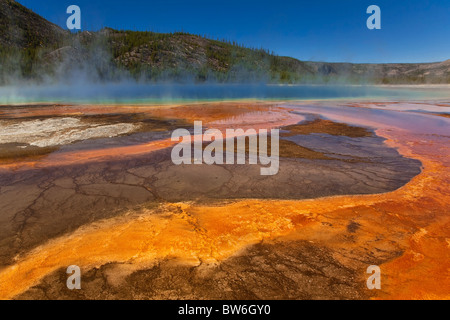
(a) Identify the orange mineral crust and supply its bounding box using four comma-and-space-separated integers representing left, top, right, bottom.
0, 101, 274, 121
372, 130, 450, 300
0, 122, 448, 299
0, 101, 448, 300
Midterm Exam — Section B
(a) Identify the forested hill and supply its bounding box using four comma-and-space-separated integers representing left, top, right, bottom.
1, 0, 449, 84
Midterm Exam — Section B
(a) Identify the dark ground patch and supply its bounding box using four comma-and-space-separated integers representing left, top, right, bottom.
16, 240, 398, 300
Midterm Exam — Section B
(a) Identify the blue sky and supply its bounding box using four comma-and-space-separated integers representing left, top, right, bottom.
17, 0, 450, 63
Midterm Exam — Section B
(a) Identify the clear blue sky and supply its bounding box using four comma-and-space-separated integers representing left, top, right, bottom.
17, 0, 450, 63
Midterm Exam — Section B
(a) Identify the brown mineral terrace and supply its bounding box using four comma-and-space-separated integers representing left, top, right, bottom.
0, 101, 448, 300
0, 102, 302, 170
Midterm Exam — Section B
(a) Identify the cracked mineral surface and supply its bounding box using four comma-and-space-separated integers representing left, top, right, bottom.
0, 101, 448, 300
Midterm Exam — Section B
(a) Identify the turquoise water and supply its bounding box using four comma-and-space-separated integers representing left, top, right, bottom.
0, 84, 449, 104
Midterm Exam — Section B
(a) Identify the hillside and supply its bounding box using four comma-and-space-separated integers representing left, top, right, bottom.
0, 0, 449, 84
0, 0, 67, 48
